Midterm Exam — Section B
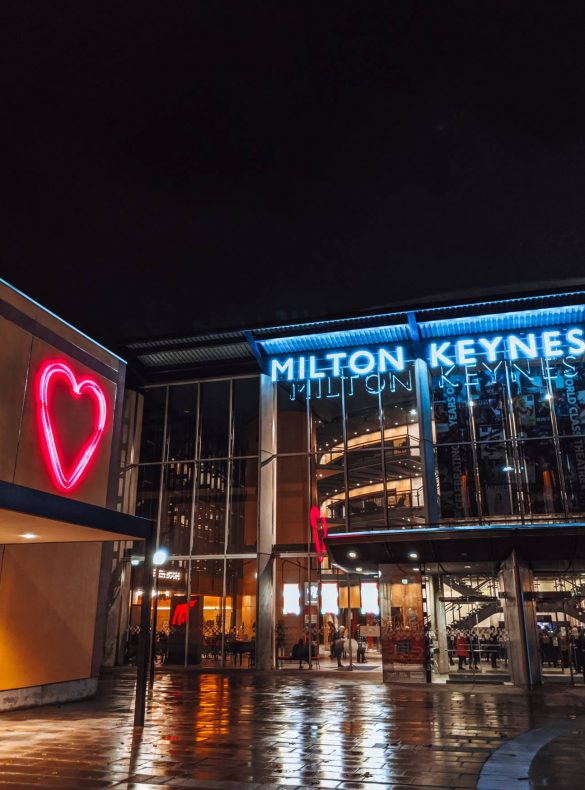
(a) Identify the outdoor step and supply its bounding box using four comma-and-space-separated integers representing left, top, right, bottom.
447, 673, 510, 684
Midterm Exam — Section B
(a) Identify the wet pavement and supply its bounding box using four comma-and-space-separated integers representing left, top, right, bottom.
0, 669, 584, 789
528, 715, 585, 788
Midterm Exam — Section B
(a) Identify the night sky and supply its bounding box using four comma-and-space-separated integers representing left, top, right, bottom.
4, 3, 585, 347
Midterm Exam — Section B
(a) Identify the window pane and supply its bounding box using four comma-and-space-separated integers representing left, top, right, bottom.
136, 464, 161, 522
315, 450, 345, 531
554, 365, 585, 437
193, 460, 227, 554
189, 558, 224, 666
277, 382, 308, 453
140, 388, 166, 463
276, 557, 309, 657
385, 444, 424, 527
345, 378, 381, 445
199, 381, 230, 458
159, 463, 194, 555
512, 386, 554, 439
225, 558, 257, 648
518, 439, 563, 516
347, 449, 386, 531
432, 371, 473, 444
228, 458, 258, 553
435, 443, 479, 521
560, 436, 585, 514
156, 559, 188, 666
233, 378, 259, 457
476, 443, 519, 518
381, 371, 417, 432
276, 455, 309, 546
167, 384, 197, 461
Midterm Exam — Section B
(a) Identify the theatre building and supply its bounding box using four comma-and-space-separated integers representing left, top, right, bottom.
0, 279, 150, 711
119, 285, 585, 687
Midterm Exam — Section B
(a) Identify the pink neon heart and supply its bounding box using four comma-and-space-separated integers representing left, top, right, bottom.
37, 361, 108, 491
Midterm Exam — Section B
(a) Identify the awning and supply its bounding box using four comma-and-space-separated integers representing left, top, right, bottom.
326, 522, 585, 574
0, 480, 152, 544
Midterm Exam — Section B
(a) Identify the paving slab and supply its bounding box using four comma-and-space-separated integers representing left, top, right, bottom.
0, 669, 583, 789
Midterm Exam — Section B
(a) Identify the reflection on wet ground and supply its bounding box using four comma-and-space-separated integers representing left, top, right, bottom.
0, 669, 584, 789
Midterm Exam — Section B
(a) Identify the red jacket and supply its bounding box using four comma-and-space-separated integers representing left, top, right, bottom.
455, 635, 469, 657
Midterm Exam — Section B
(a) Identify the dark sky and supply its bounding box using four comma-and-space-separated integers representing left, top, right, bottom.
4, 3, 585, 347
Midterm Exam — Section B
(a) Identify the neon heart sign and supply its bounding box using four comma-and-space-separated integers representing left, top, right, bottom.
310, 506, 328, 563
37, 360, 108, 491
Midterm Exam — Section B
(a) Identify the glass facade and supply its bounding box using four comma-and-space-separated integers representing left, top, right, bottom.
132, 376, 260, 666
431, 334, 585, 523
126, 308, 585, 674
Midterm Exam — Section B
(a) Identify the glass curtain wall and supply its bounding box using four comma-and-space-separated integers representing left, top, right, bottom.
275, 365, 419, 660
133, 376, 259, 667
276, 366, 422, 546
431, 335, 585, 523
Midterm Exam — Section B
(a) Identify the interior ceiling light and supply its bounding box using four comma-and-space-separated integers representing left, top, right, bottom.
356, 566, 363, 572
348, 551, 357, 559
408, 552, 418, 559
20, 533, 39, 540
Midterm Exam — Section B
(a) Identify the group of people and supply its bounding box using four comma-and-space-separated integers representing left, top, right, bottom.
539, 626, 585, 671
447, 626, 508, 671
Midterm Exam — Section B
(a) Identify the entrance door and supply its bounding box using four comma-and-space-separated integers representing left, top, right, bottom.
532, 572, 585, 685
431, 572, 511, 684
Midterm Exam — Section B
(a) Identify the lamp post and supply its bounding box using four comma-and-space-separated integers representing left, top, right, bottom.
134, 535, 154, 728
149, 548, 169, 687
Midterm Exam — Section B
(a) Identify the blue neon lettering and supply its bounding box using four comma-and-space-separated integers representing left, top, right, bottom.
508, 334, 537, 360
309, 355, 325, 379
567, 328, 585, 356
269, 326, 585, 381
477, 336, 503, 362
456, 339, 477, 366
430, 342, 453, 367
348, 350, 376, 375
378, 347, 405, 372
325, 351, 347, 376
271, 358, 294, 381
542, 330, 562, 358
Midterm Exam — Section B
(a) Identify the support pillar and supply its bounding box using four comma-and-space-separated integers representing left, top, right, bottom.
498, 551, 541, 688
256, 374, 276, 670
414, 358, 440, 527
432, 574, 450, 674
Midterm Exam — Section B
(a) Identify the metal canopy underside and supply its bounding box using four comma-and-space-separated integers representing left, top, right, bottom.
0, 480, 152, 544
325, 522, 585, 575
121, 284, 585, 382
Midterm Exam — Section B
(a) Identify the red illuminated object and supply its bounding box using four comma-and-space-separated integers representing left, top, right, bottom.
37, 360, 108, 491
310, 506, 328, 563
172, 599, 197, 626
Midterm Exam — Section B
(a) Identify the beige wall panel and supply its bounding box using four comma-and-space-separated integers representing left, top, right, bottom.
0, 282, 120, 373
13, 338, 117, 506
0, 317, 32, 483
0, 542, 102, 691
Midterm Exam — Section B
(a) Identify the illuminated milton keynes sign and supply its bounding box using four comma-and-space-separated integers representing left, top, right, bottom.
37, 360, 109, 491
269, 327, 585, 381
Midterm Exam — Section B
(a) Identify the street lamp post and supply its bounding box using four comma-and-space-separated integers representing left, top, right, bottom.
149, 548, 169, 688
